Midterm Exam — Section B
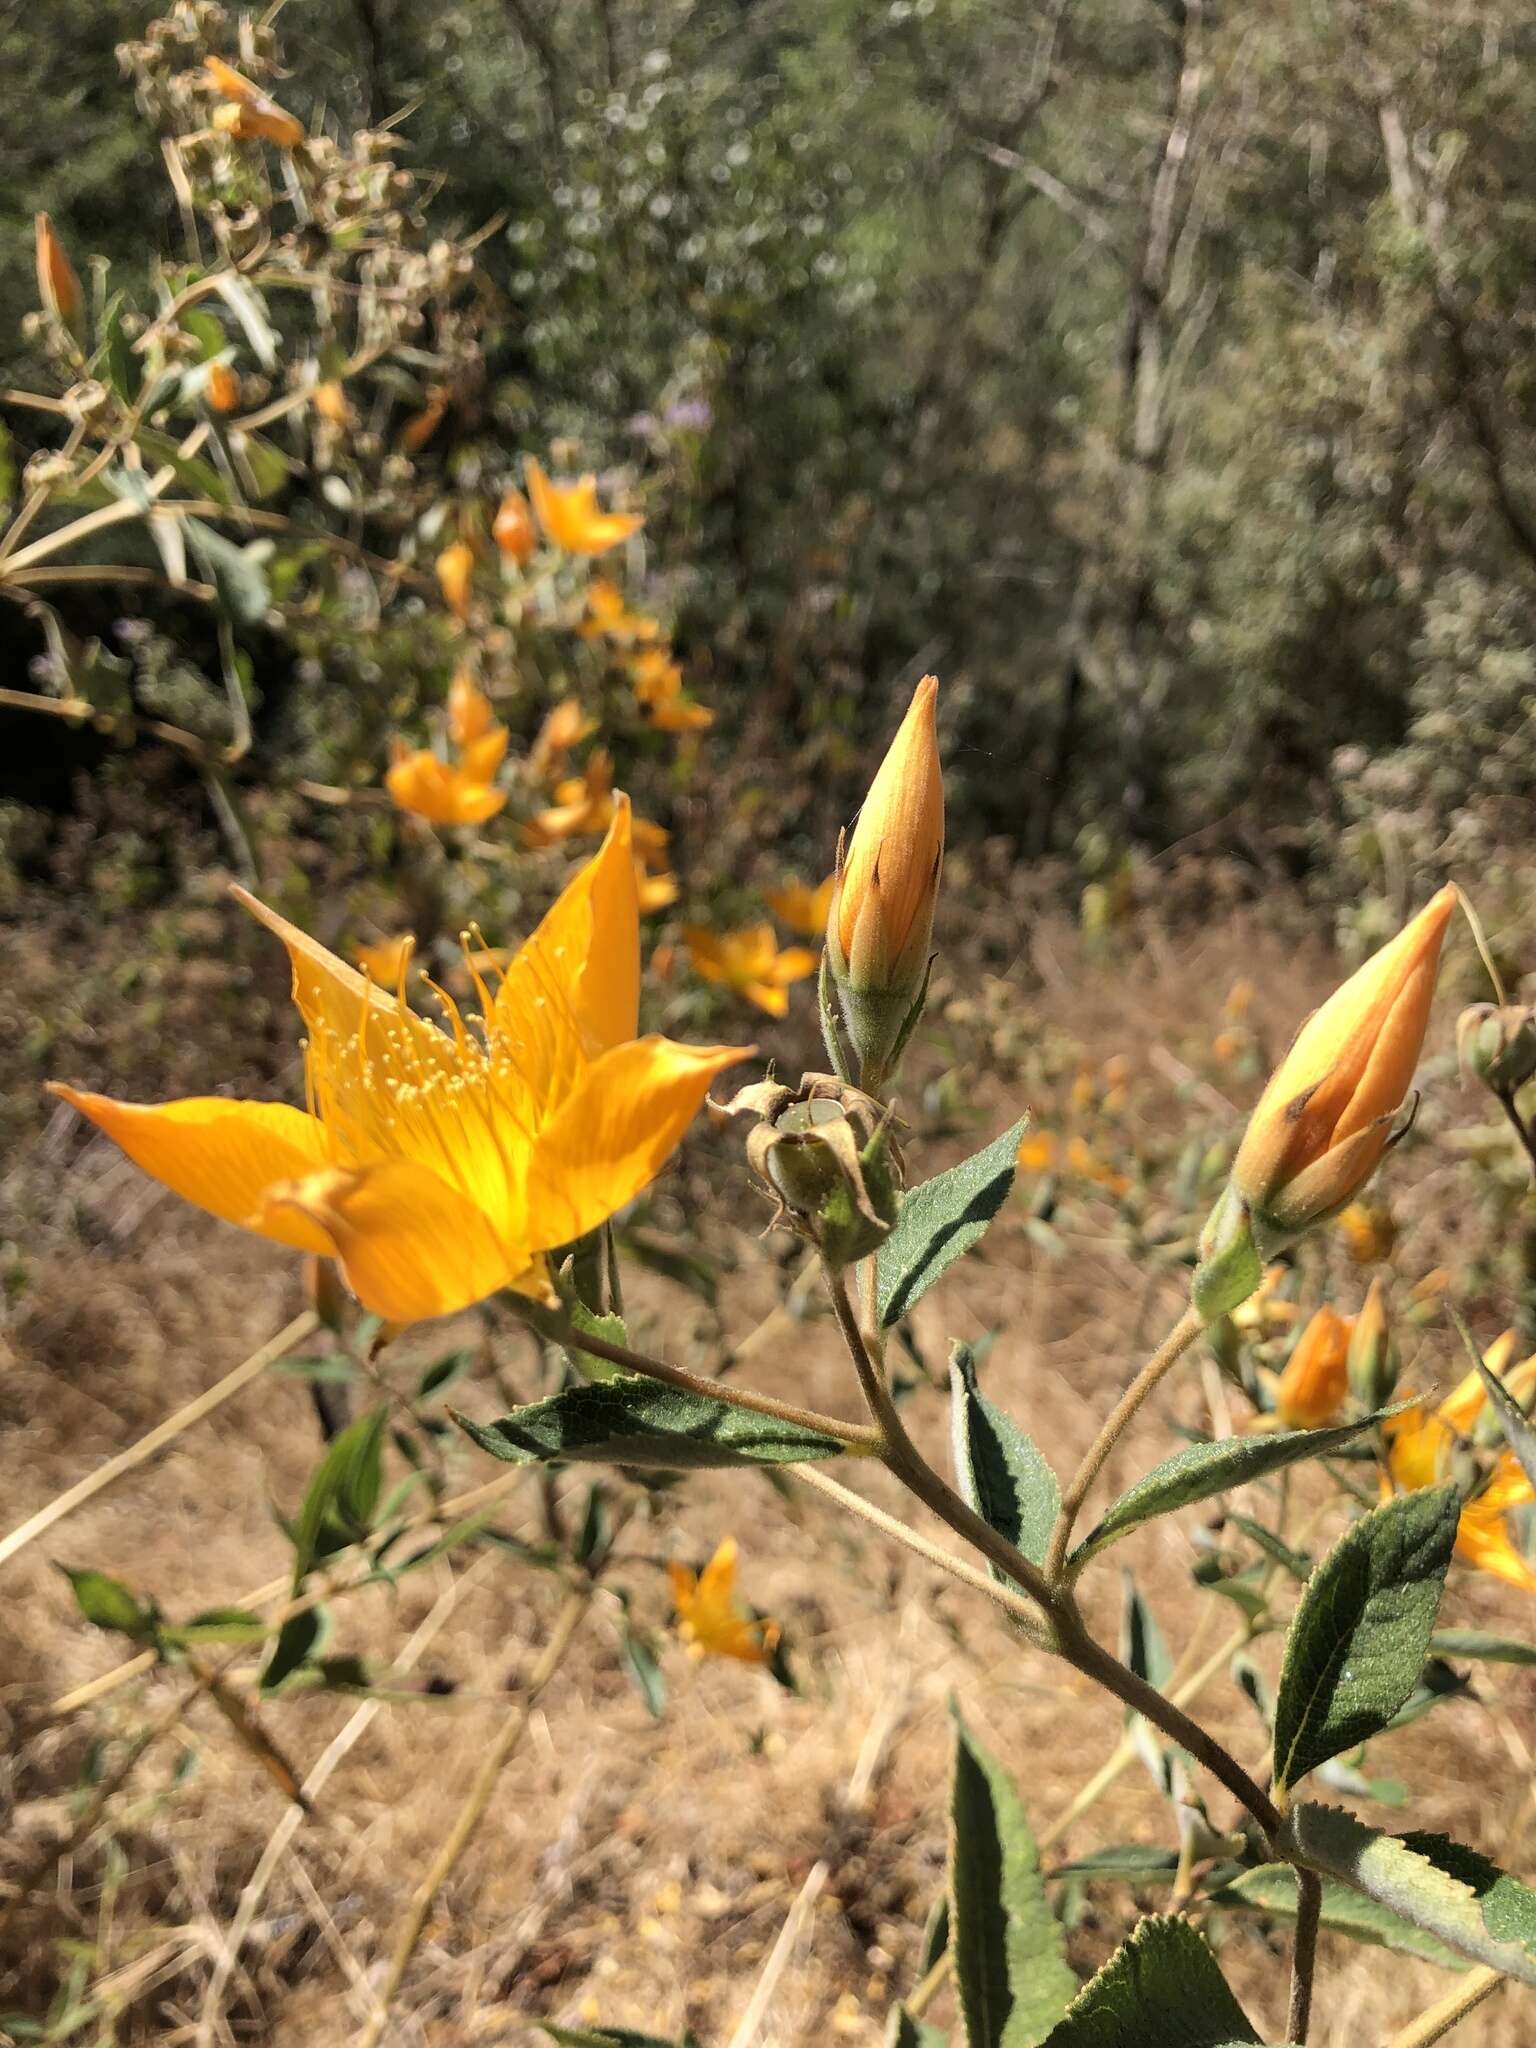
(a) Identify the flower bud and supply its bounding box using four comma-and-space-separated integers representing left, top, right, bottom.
1346, 1275, 1399, 1410
436, 540, 475, 623
1456, 1002, 1536, 1096
1275, 1303, 1352, 1429
34, 212, 84, 343
447, 666, 495, 746
825, 675, 944, 1083
493, 488, 537, 564
1229, 886, 1455, 1243
206, 360, 240, 413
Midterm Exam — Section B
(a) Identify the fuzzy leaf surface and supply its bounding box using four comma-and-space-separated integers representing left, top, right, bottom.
456, 1382, 846, 1470
878, 1118, 1026, 1327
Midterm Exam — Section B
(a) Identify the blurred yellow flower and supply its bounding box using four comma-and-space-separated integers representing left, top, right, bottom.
685, 924, 816, 1017
1337, 1201, 1396, 1266
637, 862, 679, 914
1232, 887, 1456, 1236
1224, 978, 1255, 1022
493, 488, 537, 564
50, 805, 745, 1324
33, 212, 83, 338
386, 740, 506, 827
1063, 1135, 1130, 1198
399, 388, 449, 452
313, 380, 352, 427
1017, 1131, 1057, 1174
669, 1538, 778, 1665
580, 577, 660, 642
525, 749, 667, 856
1383, 1350, 1536, 1593
1274, 1304, 1353, 1429
766, 875, 835, 938
353, 934, 415, 989
526, 457, 642, 555
648, 694, 715, 734
436, 541, 475, 623
205, 54, 305, 147
447, 668, 496, 747
1231, 1262, 1300, 1335
529, 697, 598, 784
626, 646, 714, 730
206, 360, 240, 413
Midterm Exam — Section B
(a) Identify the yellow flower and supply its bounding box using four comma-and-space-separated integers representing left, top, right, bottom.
765, 875, 835, 937
529, 697, 598, 785
1016, 1131, 1057, 1174
685, 924, 817, 1018
524, 750, 669, 858
34, 212, 83, 339
1383, 1401, 1536, 1595
648, 695, 714, 734
526, 457, 642, 555
49, 804, 746, 1325
447, 669, 496, 747
668, 1538, 778, 1665
580, 577, 660, 643
386, 740, 506, 828
1337, 1200, 1396, 1266
826, 676, 944, 1077
1224, 978, 1256, 1022
626, 646, 712, 729
205, 54, 305, 148
436, 541, 475, 624
493, 488, 537, 564
206, 360, 240, 413
1231, 1263, 1301, 1336
313, 380, 352, 427
1274, 1304, 1353, 1429
1063, 1135, 1131, 1198
399, 388, 449, 452
1231, 886, 1456, 1237
636, 862, 679, 914
353, 934, 415, 989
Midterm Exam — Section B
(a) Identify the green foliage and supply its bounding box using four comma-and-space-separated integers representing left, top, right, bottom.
1207, 1865, 1463, 1970
456, 1382, 848, 1470
1281, 1803, 1536, 1987
1039, 1916, 1261, 2048
1430, 1629, 1536, 1665
949, 1341, 1058, 1578
62, 1567, 157, 1642
1271, 1487, 1459, 1796
878, 1119, 1026, 1328
1070, 1413, 1396, 1571
947, 1705, 1076, 2048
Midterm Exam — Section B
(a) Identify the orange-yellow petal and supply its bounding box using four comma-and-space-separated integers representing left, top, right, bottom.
46, 1085, 333, 1254
258, 1157, 533, 1322
523, 1037, 748, 1249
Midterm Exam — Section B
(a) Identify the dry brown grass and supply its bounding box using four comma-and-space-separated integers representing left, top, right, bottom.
4, 888, 1535, 2046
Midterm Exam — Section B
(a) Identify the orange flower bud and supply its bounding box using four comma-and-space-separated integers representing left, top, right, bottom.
1346, 1274, 1399, 1410
447, 667, 495, 747
34, 212, 84, 340
206, 360, 240, 413
493, 488, 537, 564
825, 676, 943, 1082
313, 380, 351, 427
206, 55, 305, 149
1231, 886, 1455, 1237
436, 540, 475, 623
1276, 1304, 1353, 1429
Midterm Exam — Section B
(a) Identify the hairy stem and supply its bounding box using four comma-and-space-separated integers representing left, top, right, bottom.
1286, 1867, 1322, 2042
1046, 1302, 1205, 1579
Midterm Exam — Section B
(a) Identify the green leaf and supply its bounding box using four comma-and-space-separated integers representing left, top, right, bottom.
1207, 1864, 1462, 1968
1119, 1572, 1186, 1804
539, 2030, 682, 2047
1271, 1486, 1458, 1795
878, 1118, 1026, 1327
1431, 1629, 1536, 1665
288, 1407, 389, 1587
416, 1349, 474, 1401
886, 2008, 949, 2048
621, 1628, 667, 1718
1070, 1411, 1396, 1570
186, 518, 271, 626
917, 1892, 950, 1976
948, 1705, 1076, 2048
455, 1382, 847, 1471
62, 1568, 156, 1642
950, 1342, 1058, 1577
213, 272, 278, 370
261, 1604, 330, 1694
1048, 1847, 1181, 1883
1040, 1915, 1260, 2046
1281, 1803, 1536, 1986
161, 1607, 267, 1649
563, 1303, 633, 1386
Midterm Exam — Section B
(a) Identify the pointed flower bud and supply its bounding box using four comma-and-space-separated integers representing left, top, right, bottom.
1346, 1275, 1399, 1411
1230, 886, 1456, 1240
825, 675, 944, 1083
1275, 1303, 1353, 1430
34, 212, 84, 342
